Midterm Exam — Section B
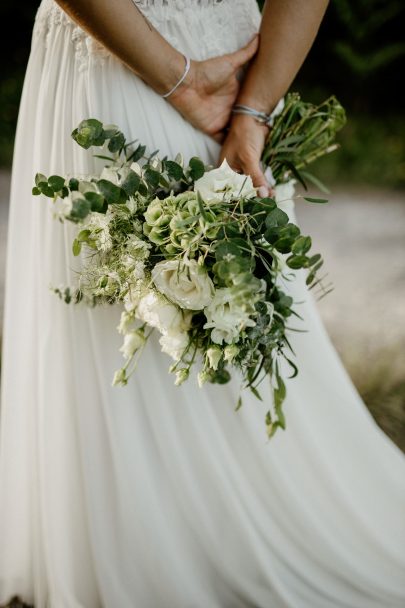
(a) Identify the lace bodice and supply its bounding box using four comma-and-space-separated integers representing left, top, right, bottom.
34, 0, 261, 70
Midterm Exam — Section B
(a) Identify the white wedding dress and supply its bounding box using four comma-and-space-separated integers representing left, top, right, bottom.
0, 1, 404, 607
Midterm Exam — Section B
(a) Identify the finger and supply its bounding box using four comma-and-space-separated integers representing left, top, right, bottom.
244, 163, 271, 197
229, 33, 259, 69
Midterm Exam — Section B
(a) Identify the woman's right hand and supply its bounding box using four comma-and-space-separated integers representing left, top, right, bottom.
168, 35, 259, 142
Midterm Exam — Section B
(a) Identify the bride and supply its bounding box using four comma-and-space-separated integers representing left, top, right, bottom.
0, 0, 404, 606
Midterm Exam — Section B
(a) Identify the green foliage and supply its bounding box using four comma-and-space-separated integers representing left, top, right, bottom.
262, 93, 346, 188
331, 0, 405, 78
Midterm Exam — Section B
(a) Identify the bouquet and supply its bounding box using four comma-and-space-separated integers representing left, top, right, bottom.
33, 93, 345, 437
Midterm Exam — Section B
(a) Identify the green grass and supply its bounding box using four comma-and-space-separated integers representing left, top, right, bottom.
341, 344, 405, 452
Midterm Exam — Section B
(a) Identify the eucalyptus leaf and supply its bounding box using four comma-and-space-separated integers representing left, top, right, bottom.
72, 118, 104, 149
265, 208, 289, 229
70, 197, 91, 221
121, 170, 140, 196
107, 132, 125, 153
286, 255, 309, 269
128, 144, 146, 163
72, 239, 82, 256
303, 197, 329, 204
165, 160, 184, 181
84, 191, 106, 213
189, 157, 205, 180
48, 175, 65, 192
97, 179, 121, 204
292, 235, 312, 255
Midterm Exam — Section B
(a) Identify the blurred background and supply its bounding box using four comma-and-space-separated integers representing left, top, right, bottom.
0, 0, 404, 449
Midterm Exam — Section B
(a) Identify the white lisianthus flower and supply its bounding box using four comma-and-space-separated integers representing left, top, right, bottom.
136, 291, 192, 334
194, 158, 256, 201
203, 288, 256, 345
56, 196, 72, 218
206, 346, 222, 370
123, 282, 147, 312
152, 259, 214, 310
117, 310, 134, 335
159, 332, 189, 361
224, 344, 239, 363
119, 330, 145, 359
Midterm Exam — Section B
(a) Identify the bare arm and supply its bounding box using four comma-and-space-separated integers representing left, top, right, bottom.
55, 0, 259, 138
220, 0, 329, 193
237, 0, 329, 112
55, 0, 186, 95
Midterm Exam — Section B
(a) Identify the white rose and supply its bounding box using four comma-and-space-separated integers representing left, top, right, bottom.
194, 158, 257, 201
119, 330, 145, 359
203, 288, 256, 345
136, 291, 191, 334
152, 259, 214, 310
159, 332, 189, 361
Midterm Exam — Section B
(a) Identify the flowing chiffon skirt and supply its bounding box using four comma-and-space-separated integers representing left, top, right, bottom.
0, 1, 404, 606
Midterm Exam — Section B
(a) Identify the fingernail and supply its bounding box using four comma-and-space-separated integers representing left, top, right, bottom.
258, 186, 269, 198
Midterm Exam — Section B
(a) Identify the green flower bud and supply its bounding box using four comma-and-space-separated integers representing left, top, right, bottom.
112, 368, 127, 387
175, 368, 189, 386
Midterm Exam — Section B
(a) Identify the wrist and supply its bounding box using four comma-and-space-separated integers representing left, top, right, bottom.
234, 93, 278, 117
229, 111, 271, 135
159, 54, 196, 100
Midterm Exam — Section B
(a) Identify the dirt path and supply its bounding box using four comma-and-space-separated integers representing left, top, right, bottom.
1, 170, 405, 376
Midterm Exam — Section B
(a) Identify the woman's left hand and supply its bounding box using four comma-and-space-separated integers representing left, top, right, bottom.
218, 113, 273, 197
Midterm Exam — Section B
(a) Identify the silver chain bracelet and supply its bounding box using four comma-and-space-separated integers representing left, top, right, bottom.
231, 104, 274, 127
162, 55, 191, 99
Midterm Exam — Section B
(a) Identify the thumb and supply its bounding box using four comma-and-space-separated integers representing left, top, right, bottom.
230, 33, 259, 69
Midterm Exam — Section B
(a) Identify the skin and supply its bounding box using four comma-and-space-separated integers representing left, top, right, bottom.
220, 0, 330, 195
55, 0, 329, 194
55, 0, 259, 140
